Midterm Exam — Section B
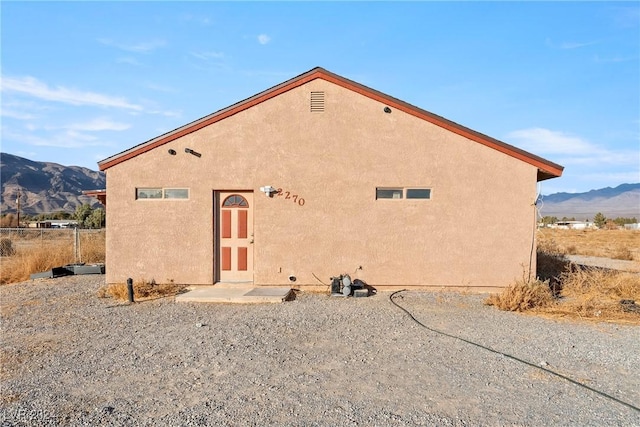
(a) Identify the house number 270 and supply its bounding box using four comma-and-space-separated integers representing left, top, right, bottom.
276, 188, 305, 206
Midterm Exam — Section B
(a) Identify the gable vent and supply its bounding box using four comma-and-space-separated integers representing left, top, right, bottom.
310, 91, 325, 112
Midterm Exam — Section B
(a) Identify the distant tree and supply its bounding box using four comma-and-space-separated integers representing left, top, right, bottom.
74, 204, 93, 227
0, 214, 18, 228
613, 217, 638, 226
593, 212, 606, 229
540, 216, 558, 225
52, 211, 72, 220
86, 208, 105, 229
561, 217, 576, 222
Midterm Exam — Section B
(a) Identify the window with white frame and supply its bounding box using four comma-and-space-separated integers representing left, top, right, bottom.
136, 188, 189, 200
376, 188, 404, 199
376, 187, 431, 200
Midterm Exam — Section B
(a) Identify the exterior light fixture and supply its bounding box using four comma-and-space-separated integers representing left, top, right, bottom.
260, 186, 277, 197
384, 106, 392, 113
168, 149, 177, 155
185, 148, 202, 158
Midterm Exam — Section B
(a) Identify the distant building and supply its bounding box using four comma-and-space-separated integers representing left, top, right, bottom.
28, 220, 79, 229
82, 189, 107, 207
548, 221, 594, 230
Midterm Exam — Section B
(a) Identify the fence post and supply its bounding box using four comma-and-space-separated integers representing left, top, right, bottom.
74, 228, 80, 264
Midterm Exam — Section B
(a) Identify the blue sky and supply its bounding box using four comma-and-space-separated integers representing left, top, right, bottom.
1, 1, 638, 195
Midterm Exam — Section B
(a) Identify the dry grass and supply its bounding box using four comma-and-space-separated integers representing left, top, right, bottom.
486, 246, 640, 324
485, 279, 554, 312
78, 232, 106, 264
97, 280, 187, 302
0, 231, 105, 285
537, 229, 640, 261
542, 266, 640, 322
0, 243, 74, 284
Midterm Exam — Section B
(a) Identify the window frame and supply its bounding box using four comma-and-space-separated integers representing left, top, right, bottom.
405, 188, 432, 199
376, 187, 432, 200
136, 187, 190, 200
375, 187, 404, 200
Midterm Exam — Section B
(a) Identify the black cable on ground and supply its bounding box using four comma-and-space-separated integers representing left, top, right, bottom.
311, 272, 330, 292
389, 290, 640, 414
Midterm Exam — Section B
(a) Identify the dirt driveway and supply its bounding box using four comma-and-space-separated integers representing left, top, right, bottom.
1, 276, 639, 426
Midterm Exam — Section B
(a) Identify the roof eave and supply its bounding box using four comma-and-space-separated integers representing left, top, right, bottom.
98, 66, 564, 180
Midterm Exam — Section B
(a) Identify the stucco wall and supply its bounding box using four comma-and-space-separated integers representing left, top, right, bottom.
105, 79, 539, 290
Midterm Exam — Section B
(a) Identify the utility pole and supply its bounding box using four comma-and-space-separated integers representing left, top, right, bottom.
16, 191, 21, 228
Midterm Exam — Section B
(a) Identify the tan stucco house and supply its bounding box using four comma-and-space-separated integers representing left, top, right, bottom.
98, 67, 563, 292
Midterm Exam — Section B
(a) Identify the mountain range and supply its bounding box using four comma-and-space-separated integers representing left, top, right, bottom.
538, 183, 640, 220
0, 152, 638, 220
1, 153, 105, 216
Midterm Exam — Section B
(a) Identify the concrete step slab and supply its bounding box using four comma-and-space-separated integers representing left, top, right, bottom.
175, 286, 292, 304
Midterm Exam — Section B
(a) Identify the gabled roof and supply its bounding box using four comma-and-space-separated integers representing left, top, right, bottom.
98, 67, 564, 180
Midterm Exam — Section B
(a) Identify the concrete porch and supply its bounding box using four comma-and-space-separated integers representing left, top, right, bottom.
175, 285, 293, 304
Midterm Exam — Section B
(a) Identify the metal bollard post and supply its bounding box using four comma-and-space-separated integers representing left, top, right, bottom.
127, 278, 135, 303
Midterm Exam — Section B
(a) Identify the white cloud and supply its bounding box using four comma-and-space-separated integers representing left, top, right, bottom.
545, 38, 598, 50
1, 75, 143, 111
13, 150, 39, 159
117, 56, 143, 66
98, 38, 167, 53
0, 108, 35, 120
180, 14, 212, 26
559, 41, 598, 49
147, 109, 182, 118
60, 118, 131, 132
593, 54, 637, 63
4, 129, 107, 149
145, 82, 178, 93
189, 50, 225, 60
582, 171, 640, 183
506, 127, 638, 166
257, 34, 271, 45
506, 128, 594, 154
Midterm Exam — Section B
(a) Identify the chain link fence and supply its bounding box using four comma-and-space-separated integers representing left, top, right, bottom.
0, 228, 105, 264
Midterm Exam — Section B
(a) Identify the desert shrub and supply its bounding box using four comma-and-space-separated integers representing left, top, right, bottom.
98, 279, 187, 301
536, 235, 561, 255
536, 246, 570, 296
0, 239, 15, 257
0, 214, 17, 228
485, 279, 554, 312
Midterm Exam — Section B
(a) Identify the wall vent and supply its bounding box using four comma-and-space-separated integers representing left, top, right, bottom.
310, 91, 325, 112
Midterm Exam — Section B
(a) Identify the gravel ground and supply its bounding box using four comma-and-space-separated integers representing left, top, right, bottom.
1, 276, 639, 426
